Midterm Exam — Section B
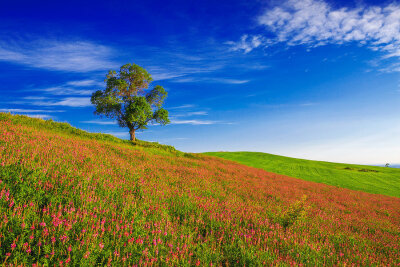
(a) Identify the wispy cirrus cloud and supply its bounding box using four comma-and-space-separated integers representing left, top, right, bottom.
169, 105, 235, 125
136, 47, 230, 82
170, 119, 219, 125
173, 77, 249, 84
225, 34, 266, 54
171, 119, 235, 125
171, 111, 208, 118
228, 0, 400, 59
252, 102, 319, 109
143, 51, 249, 83
0, 39, 117, 72
14, 97, 92, 107
31, 79, 104, 96
169, 104, 196, 110
43, 97, 92, 107
148, 64, 225, 81
81, 120, 117, 125
149, 70, 186, 81
23, 96, 48, 100
0, 108, 63, 113
66, 80, 104, 87
212, 78, 249, 84
179, 111, 208, 116
39, 86, 94, 96
378, 62, 400, 73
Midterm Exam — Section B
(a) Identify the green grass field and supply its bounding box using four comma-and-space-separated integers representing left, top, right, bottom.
204, 151, 400, 198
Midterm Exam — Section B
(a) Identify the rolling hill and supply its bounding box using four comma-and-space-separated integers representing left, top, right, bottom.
204, 152, 400, 198
1, 113, 399, 266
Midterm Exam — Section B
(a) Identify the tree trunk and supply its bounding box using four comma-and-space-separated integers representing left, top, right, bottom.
129, 128, 136, 142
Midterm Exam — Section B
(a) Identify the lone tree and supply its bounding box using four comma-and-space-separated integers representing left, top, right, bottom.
91, 63, 170, 142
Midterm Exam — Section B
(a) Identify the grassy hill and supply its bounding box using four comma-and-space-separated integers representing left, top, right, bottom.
1, 113, 400, 266
204, 152, 400, 198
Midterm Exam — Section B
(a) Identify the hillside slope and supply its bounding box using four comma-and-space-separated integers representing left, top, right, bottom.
205, 152, 400, 198
1, 113, 400, 266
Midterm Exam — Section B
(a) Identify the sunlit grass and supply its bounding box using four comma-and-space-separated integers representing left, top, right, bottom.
204, 151, 400, 198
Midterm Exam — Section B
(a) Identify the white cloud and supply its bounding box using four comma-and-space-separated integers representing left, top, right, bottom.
229, 0, 400, 58
39, 86, 94, 96
169, 104, 196, 110
23, 97, 92, 107
81, 120, 117, 125
225, 35, 265, 53
150, 71, 185, 81
169, 107, 231, 125
146, 67, 186, 81
0, 39, 117, 72
171, 119, 219, 125
23, 96, 48, 100
147, 62, 224, 81
0, 108, 63, 113
299, 102, 318, 107
186, 111, 208, 116
51, 97, 92, 107
254, 102, 319, 109
211, 78, 249, 84
169, 105, 209, 118
173, 77, 249, 84
32, 79, 104, 96
171, 119, 236, 125
377, 62, 400, 73
66, 80, 104, 87
172, 111, 208, 117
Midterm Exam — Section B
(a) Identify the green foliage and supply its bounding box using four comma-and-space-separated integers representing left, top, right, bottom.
91, 63, 170, 140
124, 96, 153, 129
204, 151, 400, 198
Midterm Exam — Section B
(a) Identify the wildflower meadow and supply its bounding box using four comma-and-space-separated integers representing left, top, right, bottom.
0, 113, 399, 266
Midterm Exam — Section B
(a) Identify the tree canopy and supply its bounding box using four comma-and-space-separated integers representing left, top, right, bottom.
91, 63, 170, 141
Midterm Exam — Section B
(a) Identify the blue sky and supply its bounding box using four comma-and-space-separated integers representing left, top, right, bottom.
1, 0, 399, 165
